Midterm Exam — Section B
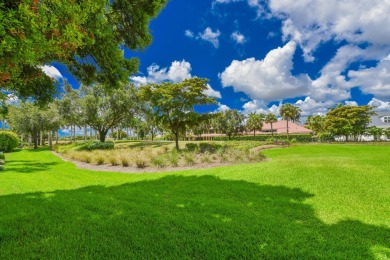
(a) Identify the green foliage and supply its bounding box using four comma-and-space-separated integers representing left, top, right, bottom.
0, 159, 5, 165
167, 151, 179, 167
317, 133, 335, 142
0, 0, 168, 102
213, 134, 312, 142
76, 141, 115, 151
139, 78, 217, 150
306, 115, 326, 135
246, 112, 264, 136
0, 131, 19, 152
183, 152, 195, 166
199, 143, 223, 153
0, 164, 4, 171
151, 156, 166, 168
213, 109, 245, 140
280, 103, 301, 139
185, 143, 199, 152
325, 105, 376, 141
264, 113, 277, 136
0, 152, 5, 160
366, 126, 383, 141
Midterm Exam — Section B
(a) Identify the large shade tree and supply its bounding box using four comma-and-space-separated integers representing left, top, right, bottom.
0, 0, 168, 102
324, 105, 376, 141
280, 104, 301, 140
214, 110, 245, 140
139, 78, 216, 150
8, 102, 62, 149
79, 83, 138, 143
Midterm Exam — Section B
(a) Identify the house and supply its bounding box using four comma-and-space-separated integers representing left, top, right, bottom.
198, 120, 312, 140
362, 111, 390, 141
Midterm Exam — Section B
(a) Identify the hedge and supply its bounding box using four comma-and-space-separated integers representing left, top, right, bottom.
0, 131, 20, 152
75, 141, 115, 151
213, 134, 313, 142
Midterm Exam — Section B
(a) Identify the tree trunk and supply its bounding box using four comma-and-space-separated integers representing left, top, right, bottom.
84, 126, 87, 141
49, 131, 52, 148
56, 131, 59, 144
99, 129, 108, 143
40, 131, 43, 146
286, 120, 289, 140
1, 119, 4, 130
253, 129, 255, 137
271, 123, 274, 137
174, 132, 179, 150
151, 127, 154, 141
34, 132, 38, 149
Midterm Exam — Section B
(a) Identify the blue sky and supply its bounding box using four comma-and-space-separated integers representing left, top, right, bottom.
43, 0, 390, 117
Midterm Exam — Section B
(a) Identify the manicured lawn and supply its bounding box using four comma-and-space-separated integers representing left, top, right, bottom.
0, 144, 389, 259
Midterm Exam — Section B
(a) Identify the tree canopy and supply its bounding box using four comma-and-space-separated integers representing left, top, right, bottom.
0, 0, 168, 102
139, 77, 216, 150
214, 109, 245, 140
280, 103, 301, 139
246, 112, 264, 137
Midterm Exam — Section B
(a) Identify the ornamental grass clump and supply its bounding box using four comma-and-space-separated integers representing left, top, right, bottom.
167, 151, 179, 167
120, 155, 130, 167
151, 156, 166, 168
184, 152, 195, 166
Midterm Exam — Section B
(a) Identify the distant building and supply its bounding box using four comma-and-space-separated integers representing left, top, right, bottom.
199, 120, 312, 140
362, 111, 390, 141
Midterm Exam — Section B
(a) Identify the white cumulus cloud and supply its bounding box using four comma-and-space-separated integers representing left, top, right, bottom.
368, 98, 390, 111
220, 41, 311, 101
231, 32, 246, 44
40, 65, 63, 80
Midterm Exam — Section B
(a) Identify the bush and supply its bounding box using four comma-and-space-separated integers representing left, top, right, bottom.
199, 143, 222, 153
133, 155, 147, 168
0, 152, 5, 160
318, 133, 335, 142
185, 143, 199, 152
167, 152, 179, 167
0, 159, 5, 165
0, 131, 20, 152
0, 165, 4, 171
151, 156, 166, 168
76, 141, 114, 151
184, 152, 195, 166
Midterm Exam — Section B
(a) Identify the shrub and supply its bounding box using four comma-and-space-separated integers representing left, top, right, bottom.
109, 156, 119, 166
184, 152, 195, 166
0, 152, 5, 160
213, 134, 312, 142
120, 155, 130, 167
133, 155, 147, 168
200, 152, 212, 163
0, 165, 4, 171
80, 154, 92, 164
0, 131, 19, 152
0, 159, 5, 165
185, 143, 199, 152
151, 156, 166, 168
199, 143, 222, 153
95, 155, 105, 165
318, 133, 335, 142
167, 152, 179, 167
76, 141, 114, 151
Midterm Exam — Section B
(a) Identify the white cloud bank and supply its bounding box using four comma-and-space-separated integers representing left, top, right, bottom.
41, 65, 63, 80
131, 60, 221, 99
185, 27, 221, 48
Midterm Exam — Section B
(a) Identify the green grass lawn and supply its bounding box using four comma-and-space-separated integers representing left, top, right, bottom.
0, 144, 389, 259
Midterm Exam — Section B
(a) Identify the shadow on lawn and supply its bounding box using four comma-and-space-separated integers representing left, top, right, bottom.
0, 175, 388, 259
4, 161, 60, 173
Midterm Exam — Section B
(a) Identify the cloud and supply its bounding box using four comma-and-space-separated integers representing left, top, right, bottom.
185, 27, 221, 48
5, 94, 19, 105
266, 0, 390, 61
185, 30, 194, 38
40, 65, 63, 80
216, 103, 230, 112
220, 41, 311, 101
199, 27, 221, 48
231, 31, 246, 44
131, 60, 192, 85
368, 98, 390, 111
345, 101, 358, 106
348, 55, 390, 99
204, 84, 222, 99
295, 97, 333, 116
131, 60, 221, 99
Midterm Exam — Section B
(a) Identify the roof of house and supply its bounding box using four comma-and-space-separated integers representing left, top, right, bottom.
260, 120, 313, 134
369, 111, 390, 128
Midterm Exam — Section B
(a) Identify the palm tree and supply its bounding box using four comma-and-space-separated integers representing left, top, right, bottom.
265, 113, 277, 136
246, 112, 264, 137
280, 104, 301, 140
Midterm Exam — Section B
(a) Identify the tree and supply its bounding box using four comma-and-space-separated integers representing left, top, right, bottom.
280, 104, 301, 140
306, 115, 326, 135
246, 112, 264, 137
264, 113, 277, 136
0, 0, 168, 102
8, 102, 61, 149
79, 83, 137, 143
214, 110, 245, 140
324, 105, 376, 141
139, 78, 217, 150
366, 126, 383, 142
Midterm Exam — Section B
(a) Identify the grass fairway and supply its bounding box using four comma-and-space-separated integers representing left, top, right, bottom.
0, 144, 389, 259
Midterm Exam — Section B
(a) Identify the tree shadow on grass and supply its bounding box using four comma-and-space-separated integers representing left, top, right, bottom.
0, 175, 388, 259
4, 161, 60, 173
